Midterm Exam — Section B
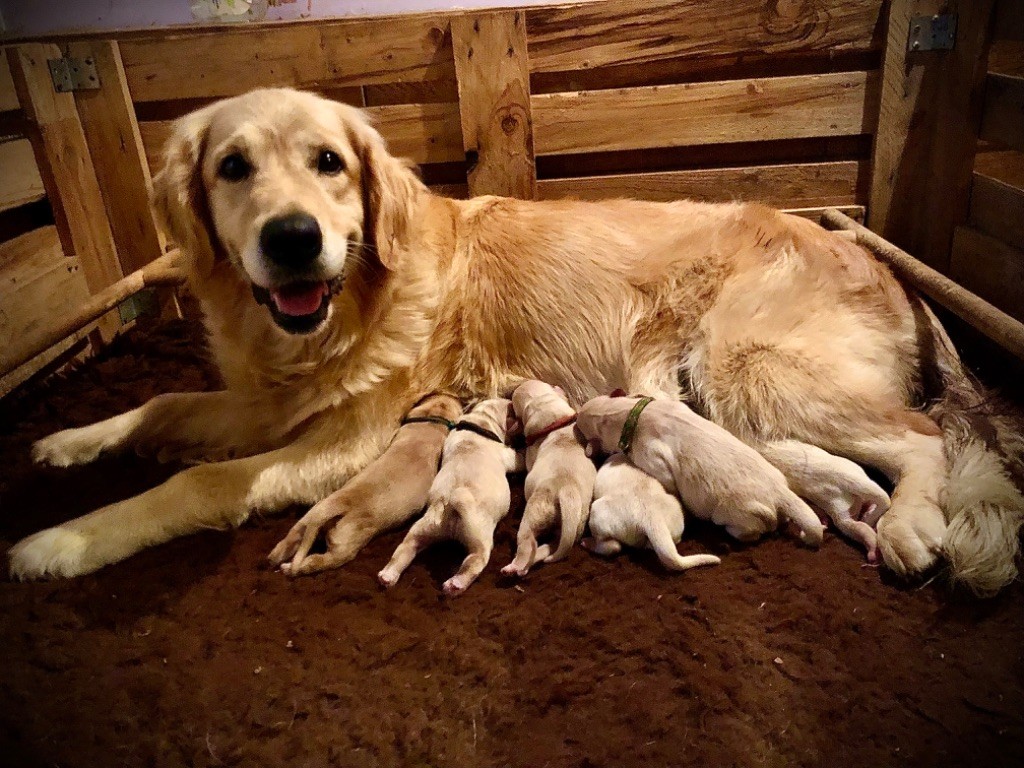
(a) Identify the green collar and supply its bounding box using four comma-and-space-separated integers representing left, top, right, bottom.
617, 397, 654, 453
400, 415, 455, 430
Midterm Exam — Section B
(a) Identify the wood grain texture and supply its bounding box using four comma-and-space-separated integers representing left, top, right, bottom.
69, 40, 166, 274
452, 11, 536, 199
0, 52, 18, 112
525, 0, 884, 73
970, 172, 1024, 251
532, 71, 877, 156
950, 226, 1024, 321
138, 101, 463, 174
974, 148, 1024, 188
119, 17, 453, 103
981, 73, 1024, 152
537, 160, 866, 208
0, 138, 45, 211
867, 0, 996, 272
7, 44, 124, 341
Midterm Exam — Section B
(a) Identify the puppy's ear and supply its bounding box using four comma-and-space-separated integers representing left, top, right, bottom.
609, 388, 628, 398
349, 110, 423, 271
505, 402, 523, 438
553, 385, 567, 399
151, 104, 220, 276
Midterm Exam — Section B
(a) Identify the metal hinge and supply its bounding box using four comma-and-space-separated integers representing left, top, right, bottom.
47, 56, 100, 93
908, 14, 957, 52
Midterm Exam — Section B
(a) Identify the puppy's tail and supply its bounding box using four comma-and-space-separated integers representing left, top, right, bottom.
544, 486, 586, 563
923, 304, 1024, 597
646, 521, 720, 572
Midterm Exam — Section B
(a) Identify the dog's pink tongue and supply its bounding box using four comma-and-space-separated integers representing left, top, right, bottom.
270, 281, 328, 316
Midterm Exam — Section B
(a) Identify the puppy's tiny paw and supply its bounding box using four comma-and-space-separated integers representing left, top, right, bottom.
377, 569, 398, 589
8, 527, 92, 580
442, 577, 467, 597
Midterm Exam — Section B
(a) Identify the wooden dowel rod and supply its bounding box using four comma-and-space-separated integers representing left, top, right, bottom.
821, 208, 1024, 361
0, 251, 186, 377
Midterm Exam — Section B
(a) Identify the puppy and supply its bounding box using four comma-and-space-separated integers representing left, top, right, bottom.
267, 393, 464, 576
378, 398, 519, 595
584, 454, 721, 571
577, 395, 824, 545
503, 380, 597, 576
761, 440, 890, 563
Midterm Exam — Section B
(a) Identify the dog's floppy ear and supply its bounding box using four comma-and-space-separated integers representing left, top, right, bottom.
349, 111, 423, 271
151, 104, 219, 275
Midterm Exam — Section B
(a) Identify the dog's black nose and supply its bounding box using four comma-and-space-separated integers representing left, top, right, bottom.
260, 212, 322, 267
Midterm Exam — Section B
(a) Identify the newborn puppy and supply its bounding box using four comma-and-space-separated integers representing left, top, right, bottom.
378, 398, 519, 596
503, 380, 597, 576
268, 393, 464, 576
584, 454, 720, 571
759, 440, 890, 563
577, 395, 824, 545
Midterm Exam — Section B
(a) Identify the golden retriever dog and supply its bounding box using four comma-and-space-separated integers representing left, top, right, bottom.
9, 88, 1022, 596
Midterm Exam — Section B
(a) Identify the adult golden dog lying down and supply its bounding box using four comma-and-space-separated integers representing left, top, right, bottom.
10, 88, 1022, 595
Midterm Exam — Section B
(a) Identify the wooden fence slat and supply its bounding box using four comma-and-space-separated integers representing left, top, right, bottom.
0, 139, 45, 211
950, 226, 1024, 321
67, 40, 166, 274
0, 52, 18, 112
525, 0, 885, 74
119, 17, 453, 103
537, 160, 866, 208
138, 101, 464, 174
7, 45, 123, 296
981, 73, 1024, 152
970, 172, 1024, 251
452, 11, 536, 199
531, 71, 877, 156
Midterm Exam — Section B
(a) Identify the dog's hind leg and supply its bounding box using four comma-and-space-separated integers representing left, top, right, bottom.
444, 502, 499, 596
502, 492, 556, 577
377, 507, 445, 588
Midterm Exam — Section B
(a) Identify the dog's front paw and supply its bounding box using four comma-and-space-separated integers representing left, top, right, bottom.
877, 507, 945, 577
8, 527, 97, 580
32, 426, 110, 467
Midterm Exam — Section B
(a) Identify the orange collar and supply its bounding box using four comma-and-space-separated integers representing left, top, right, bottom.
524, 413, 577, 447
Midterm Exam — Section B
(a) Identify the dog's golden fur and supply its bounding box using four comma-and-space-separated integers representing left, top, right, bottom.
10, 88, 1022, 595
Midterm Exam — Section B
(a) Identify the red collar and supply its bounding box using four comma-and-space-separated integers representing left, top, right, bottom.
524, 413, 577, 447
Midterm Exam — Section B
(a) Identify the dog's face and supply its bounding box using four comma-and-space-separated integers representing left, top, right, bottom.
152, 88, 420, 335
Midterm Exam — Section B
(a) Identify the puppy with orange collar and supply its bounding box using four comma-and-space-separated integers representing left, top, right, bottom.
577, 394, 825, 545
378, 398, 520, 596
504, 380, 597, 576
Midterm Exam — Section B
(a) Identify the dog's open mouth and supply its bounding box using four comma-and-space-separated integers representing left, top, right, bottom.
252, 276, 343, 335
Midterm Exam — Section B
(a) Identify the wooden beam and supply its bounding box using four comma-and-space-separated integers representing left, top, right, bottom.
119, 16, 454, 103
950, 226, 1024, 322
525, 0, 885, 73
0, 51, 18, 112
867, 0, 996, 272
531, 71, 877, 156
0, 138, 45, 211
969, 172, 1024, 250
980, 73, 1024, 152
452, 11, 536, 199
536, 160, 866, 208
67, 40, 166, 275
6, 45, 123, 297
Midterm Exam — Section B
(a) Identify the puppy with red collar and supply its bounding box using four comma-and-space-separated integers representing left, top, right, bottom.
504, 380, 597, 576
577, 394, 825, 545
378, 398, 520, 596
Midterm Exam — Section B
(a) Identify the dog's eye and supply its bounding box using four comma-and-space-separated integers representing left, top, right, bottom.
316, 149, 344, 176
218, 153, 252, 182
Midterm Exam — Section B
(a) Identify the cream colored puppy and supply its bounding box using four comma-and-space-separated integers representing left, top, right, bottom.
267, 393, 464, 576
503, 380, 597, 576
584, 454, 721, 571
378, 398, 519, 596
577, 395, 825, 545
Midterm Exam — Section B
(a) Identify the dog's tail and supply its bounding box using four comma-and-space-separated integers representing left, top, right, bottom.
923, 305, 1024, 596
645, 520, 720, 572
544, 486, 586, 563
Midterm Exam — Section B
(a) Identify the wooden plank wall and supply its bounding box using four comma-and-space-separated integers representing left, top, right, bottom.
951, 0, 1024, 321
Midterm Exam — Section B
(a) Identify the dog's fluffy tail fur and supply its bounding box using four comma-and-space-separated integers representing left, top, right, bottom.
924, 306, 1024, 596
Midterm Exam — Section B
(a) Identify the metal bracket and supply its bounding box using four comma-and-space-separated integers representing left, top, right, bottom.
908, 14, 957, 52
118, 290, 158, 324
47, 56, 100, 93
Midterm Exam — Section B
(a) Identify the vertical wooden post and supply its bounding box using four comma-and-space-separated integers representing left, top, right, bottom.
67, 40, 166, 275
868, 0, 996, 272
452, 11, 536, 199
7, 43, 124, 338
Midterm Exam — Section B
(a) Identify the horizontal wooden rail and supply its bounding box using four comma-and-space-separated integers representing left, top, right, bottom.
531, 71, 877, 155
969, 172, 1024, 251
980, 73, 1024, 152
821, 208, 1024, 361
0, 251, 185, 378
0, 139, 45, 211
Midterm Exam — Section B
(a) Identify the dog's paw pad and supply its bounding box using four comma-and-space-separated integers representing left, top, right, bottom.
8, 528, 90, 580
